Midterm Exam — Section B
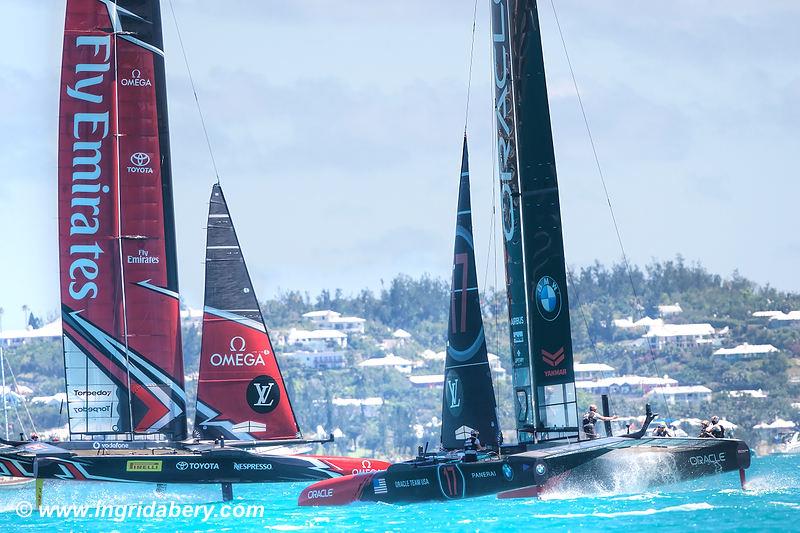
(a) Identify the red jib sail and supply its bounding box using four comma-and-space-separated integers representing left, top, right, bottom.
194, 184, 301, 441
58, 0, 186, 439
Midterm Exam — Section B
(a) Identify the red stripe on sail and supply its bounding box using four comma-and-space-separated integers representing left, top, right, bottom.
196, 315, 299, 440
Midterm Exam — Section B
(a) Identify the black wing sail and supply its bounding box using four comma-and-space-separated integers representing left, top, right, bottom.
492, 0, 578, 443
441, 137, 500, 450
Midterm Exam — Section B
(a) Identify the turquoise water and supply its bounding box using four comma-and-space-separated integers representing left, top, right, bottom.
1, 454, 798, 532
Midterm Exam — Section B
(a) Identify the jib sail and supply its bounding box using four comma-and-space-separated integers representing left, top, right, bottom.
441, 137, 500, 450
491, 0, 578, 443
194, 184, 302, 441
58, 0, 186, 440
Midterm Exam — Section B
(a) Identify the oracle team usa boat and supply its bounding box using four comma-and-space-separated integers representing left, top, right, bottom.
0, 0, 388, 498
298, 0, 750, 506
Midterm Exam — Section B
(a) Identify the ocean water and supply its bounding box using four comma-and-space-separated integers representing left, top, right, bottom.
1, 454, 798, 532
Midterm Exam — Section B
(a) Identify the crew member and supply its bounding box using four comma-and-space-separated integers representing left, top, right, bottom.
708, 416, 725, 438
698, 420, 714, 438
653, 423, 670, 437
463, 430, 483, 463
582, 404, 617, 439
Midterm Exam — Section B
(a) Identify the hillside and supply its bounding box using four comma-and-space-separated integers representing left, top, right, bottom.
3, 257, 799, 454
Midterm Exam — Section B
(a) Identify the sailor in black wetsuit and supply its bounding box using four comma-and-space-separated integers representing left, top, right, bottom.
463, 430, 483, 463
582, 405, 617, 439
708, 416, 725, 438
653, 423, 670, 437
698, 420, 714, 438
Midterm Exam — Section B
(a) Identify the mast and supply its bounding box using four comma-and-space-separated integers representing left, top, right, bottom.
194, 184, 302, 441
440, 136, 500, 450
491, 0, 578, 444
1, 348, 8, 440
58, 0, 186, 441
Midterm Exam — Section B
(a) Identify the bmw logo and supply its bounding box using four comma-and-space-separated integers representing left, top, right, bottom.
176, 461, 189, 471
535, 276, 562, 321
502, 463, 514, 481
535, 463, 546, 476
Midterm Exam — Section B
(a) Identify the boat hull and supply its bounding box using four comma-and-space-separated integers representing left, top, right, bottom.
0, 446, 389, 484
298, 437, 750, 506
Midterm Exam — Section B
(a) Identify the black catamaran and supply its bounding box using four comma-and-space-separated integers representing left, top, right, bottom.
298, 0, 750, 506
0, 0, 389, 497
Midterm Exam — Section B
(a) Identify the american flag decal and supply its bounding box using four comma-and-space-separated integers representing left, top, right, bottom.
373, 477, 388, 494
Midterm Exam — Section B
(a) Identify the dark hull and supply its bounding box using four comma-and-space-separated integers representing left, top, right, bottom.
299, 437, 750, 505
0, 446, 388, 484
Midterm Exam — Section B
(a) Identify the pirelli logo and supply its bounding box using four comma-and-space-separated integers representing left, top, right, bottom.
126, 460, 163, 472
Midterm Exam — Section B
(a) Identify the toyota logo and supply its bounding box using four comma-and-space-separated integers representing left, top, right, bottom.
130, 152, 150, 167
176, 461, 189, 471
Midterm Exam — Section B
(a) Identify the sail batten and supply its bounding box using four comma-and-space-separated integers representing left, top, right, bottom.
194, 184, 301, 441
440, 137, 500, 450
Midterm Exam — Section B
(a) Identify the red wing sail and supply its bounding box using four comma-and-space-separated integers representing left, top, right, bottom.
194, 184, 301, 441
58, 0, 186, 439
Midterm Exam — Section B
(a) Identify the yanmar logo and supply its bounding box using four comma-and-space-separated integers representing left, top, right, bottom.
127, 152, 154, 174
126, 460, 162, 472
210, 337, 268, 367
542, 348, 567, 377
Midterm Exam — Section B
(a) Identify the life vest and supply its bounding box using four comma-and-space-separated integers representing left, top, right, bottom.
465, 437, 478, 451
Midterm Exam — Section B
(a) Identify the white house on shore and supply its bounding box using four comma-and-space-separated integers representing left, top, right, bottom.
713, 343, 779, 359
574, 362, 616, 381
302, 310, 366, 334
280, 350, 347, 370
646, 385, 712, 407
658, 303, 683, 317
613, 317, 663, 330
577, 375, 678, 397
0, 318, 61, 348
644, 323, 719, 350
285, 328, 348, 350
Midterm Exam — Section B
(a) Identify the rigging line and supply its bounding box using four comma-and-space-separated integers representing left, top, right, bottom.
463, 0, 480, 132
167, 0, 221, 185
548, 0, 670, 419
4, 354, 36, 435
566, 269, 603, 366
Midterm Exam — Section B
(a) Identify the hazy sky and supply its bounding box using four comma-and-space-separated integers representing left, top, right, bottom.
2, 1, 799, 330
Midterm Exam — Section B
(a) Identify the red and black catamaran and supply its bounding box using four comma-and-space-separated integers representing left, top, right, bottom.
0, 0, 388, 498
299, 0, 751, 506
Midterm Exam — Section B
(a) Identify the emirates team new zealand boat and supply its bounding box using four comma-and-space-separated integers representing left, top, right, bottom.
0, 0, 388, 497
298, 0, 750, 506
